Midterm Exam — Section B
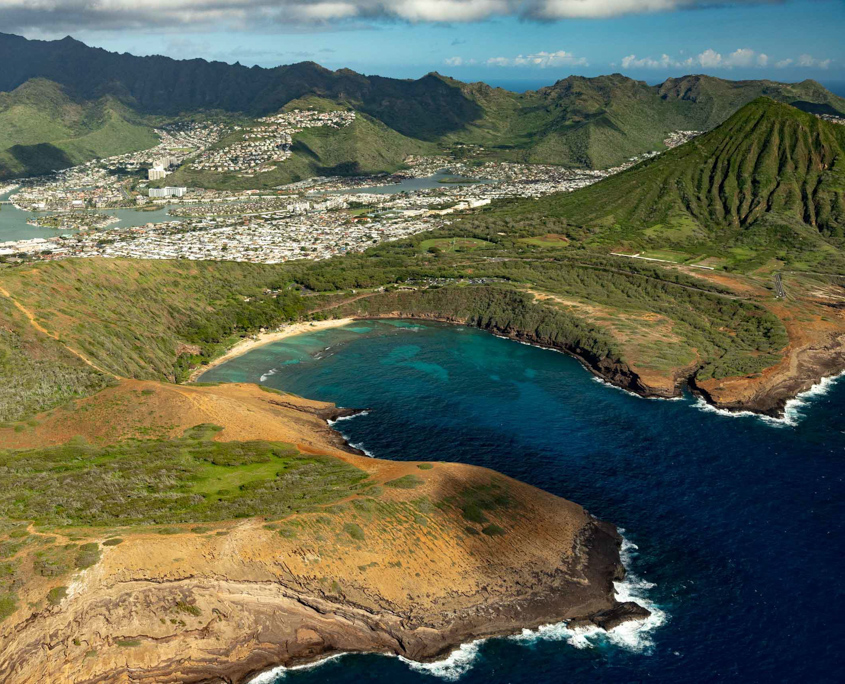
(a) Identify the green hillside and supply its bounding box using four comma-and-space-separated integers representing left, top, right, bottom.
437, 74, 845, 169
465, 98, 845, 271
164, 101, 433, 191
0, 79, 157, 179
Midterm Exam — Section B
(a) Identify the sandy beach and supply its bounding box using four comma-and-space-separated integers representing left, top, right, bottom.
187, 317, 356, 382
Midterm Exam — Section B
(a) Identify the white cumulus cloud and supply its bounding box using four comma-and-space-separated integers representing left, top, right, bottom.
795, 54, 832, 69
0, 0, 783, 31
620, 48, 828, 71
486, 50, 588, 67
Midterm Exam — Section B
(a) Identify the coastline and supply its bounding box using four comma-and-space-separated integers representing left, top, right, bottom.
298, 312, 844, 422
0, 379, 652, 683
186, 317, 355, 382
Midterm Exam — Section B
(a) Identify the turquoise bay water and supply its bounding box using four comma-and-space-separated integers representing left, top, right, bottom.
201, 320, 845, 684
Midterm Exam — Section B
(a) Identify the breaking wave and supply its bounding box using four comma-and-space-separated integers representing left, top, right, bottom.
694, 370, 845, 427
259, 368, 278, 383
249, 533, 662, 682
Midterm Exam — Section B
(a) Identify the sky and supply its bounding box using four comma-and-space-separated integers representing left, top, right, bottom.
2, 0, 843, 90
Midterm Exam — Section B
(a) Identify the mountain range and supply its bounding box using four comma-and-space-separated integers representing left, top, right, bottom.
1, 32, 845, 180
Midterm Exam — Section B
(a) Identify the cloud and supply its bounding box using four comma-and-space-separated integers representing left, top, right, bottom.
527, 0, 774, 20
487, 49, 588, 67
0, 1, 783, 32
621, 53, 678, 69
775, 54, 834, 69
794, 54, 832, 69
444, 56, 465, 66
621, 48, 828, 71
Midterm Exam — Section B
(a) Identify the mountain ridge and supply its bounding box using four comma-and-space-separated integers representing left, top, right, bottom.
1, 32, 845, 179
462, 97, 845, 271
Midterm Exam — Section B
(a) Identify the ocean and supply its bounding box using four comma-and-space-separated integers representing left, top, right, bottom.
200, 320, 845, 684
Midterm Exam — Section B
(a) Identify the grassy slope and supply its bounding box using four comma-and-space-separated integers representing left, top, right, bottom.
0, 259, 299, 383
0, 79, 158, 179
0, 294, 113, 423
471, 99, 845, 271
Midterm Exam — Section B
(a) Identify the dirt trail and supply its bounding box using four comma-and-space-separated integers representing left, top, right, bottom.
0, 284, 118, 378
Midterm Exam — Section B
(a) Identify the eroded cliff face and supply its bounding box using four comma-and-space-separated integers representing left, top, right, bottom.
0, 381, 647, 684
0, 516, 640, 684
692, 332, 845, 416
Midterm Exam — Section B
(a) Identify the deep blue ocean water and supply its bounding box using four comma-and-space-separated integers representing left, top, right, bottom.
200, 320, 845, 684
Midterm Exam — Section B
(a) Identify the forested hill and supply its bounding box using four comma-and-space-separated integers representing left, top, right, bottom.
464, 98, 845, 270
2, 32, 845, 172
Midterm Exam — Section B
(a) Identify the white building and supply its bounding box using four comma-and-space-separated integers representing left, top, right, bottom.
149, 187, 187, 199
148, 168, 167, 181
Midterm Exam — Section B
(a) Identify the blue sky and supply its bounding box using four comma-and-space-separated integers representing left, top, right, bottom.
6, 1, 844, 88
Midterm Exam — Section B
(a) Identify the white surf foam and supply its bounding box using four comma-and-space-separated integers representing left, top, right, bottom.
346, 440, 376, 458
693, 369, 845, 427
590, 375, 684, 402
399, 640, 483, 681
249, 652, 349, 682
247, 533, 663, 682
259, 368, 278, 383
326, 410, 370, 426
326, 411, 376, 457
510, 534, 664, 655
250, 643, 482, 683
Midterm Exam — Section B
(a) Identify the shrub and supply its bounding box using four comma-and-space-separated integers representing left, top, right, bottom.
0, 592, 16, 620
47, 586, 68, 605
343, 523, 365, 541
75, 543, 101, 569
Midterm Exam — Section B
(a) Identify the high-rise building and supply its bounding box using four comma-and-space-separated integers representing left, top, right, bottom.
148, 187, 187, 199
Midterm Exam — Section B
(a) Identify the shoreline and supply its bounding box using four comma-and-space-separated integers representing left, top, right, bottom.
189, 313, 843, 425
186, 317, 355, 382
247, 533, 664, 684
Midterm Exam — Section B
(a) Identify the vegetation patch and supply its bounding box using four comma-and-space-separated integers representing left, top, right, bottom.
384, 474, 425, 489
75, 543, 101, 569
46, 586, 68, 605
343, 523, 365, 541
0, 427, 369, 527
174, 601, 201, 617
0, 592, 16, 621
